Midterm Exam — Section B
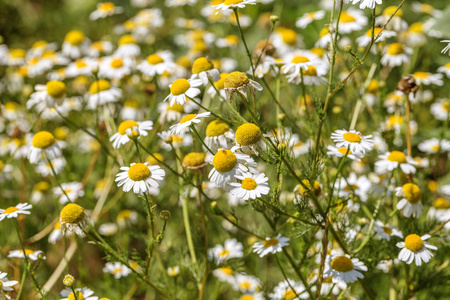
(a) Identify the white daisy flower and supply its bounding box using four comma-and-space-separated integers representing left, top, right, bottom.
98, 56, 133, 80
0, 203, 32, 221
438, 62, 450, 78
430, 98, 450, 121
98, 223, 118, 236
86, 80, 122, 109
427, 198, 450, 228
413, 72, 443, 86
213, 0, 257, 15
233, 274, 261, 294
326, 145, 363, 161
65, 58, 98, 78
356, 27, 396, 48
396, 234, 437, 266
323, 250, 367, 283
375, 6, 408, 32
281, 51, 318, 75
330, 129, 374, 155
289, 135, 312, 157
27, 131, 62, 164
60, 203, 89, 235
337, 9, 367, 34
395, 183, 423, 218
158, 130, 193, 150
204, 120, 235, 152
164, 78, 202, 106
213, 266, 236, 285
208, 238, 244, 264
381, 43, 413, 67
167, 265, 180, 277
208, 147, 255, 187
60, 287, 98, 300
373, 220, 403, 241
230, 172, 270, 201
61, 30, 89, 59
90, 2, 123, 20
234, 123, 262, 155
169, 112, 211, 135
0, 272, 18, 297
27, 81, 66, 112
418, 138, 450, 154
114, 35, 141, 58
223, 71, 263, 101
109, 120, 154, 149
115, 162, 165, 194
252, 234, 290, 257
207, 72, 228, 99
190, 57, 220, 86
137, 51, 176, 77
8, 249, 46, 261
345, 0, 381, 10
286, 65, 327, 86
335, 172, 371, 202
375, 151, 418, 174
53, 182, 84, 204
103, 262, 132, 279
87, 40, 113, 57
269, 279, 306, 300
295, 10, 325, 29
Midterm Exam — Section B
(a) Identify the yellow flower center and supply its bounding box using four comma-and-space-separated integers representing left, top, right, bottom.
146, 54, 164, 65
54, 221, 61, 229
263, 238, 279, 247
224, 0, 243, 4
206, 120, 230, 137
60, 203, 85, 224
337, 148, 353, 155
319, 28, 329, 37
213, 150, 237, 173
414, 71, 428, 79
235, 123, 261, 146
297, 179, 321, 196
302, 66, 317, 76
192, 57, 214, 74
3, 207, 19, 214
192, 40, 209, 53
240, 295, 254, 300
330, 256, 354, 272
224, 71, 250, 89
282, 289, 297, 300
387, 151, 407, 164
367, 79, 379, 94
433, 198, 450, 209
75, 60, 87, 69
443, 100, 450, 111
110, 58, 124, 68
240, 281, 251, 290
291, 56, 309, 64
32, 131, 55, 149
343, 132, 362, 143
89, 80, 111, 94
366, 27, 383, 37
124, 20, 136, 30
170, 79, 191, 96
10, 49, 26, 58
387, 43, 405, 55
35, 181, 50, 192
384, 6, 403, 17
32, 40, 47, 49
182, 152, 206, 167
278, 28, 297, 45
128, 163, 150, 181
409, 23, 423, 33
311, 47, 325, 58
98, 2, 115, 12
5, 102, 19, 111
404, 234, 424, 252
180, 114, 197, 124
176, 56, 192, 69
219, 249, 230, 257
118, 120, 139, 135
323, 275, 333, 283
403, 183, 421, 204
343, 184, 358, 192
22, 249, 35, 256
167, 103, 184, 113
46, 80, 66, 98
68, 291, 85, 300
340, 12, 356, 23
118, 35, 136, 45
382, 226, 393, 236
65, 30, 84, 46
29, 57, 40, 65
241, 178, 257, 190
219, 266, 234, 275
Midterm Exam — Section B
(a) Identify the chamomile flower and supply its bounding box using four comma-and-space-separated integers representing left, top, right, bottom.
8, 249, 46, 261
0, 203, 32, 221
138, 51, 176, 77
396, 234, 437, 266
286, 65, 327, 86
331, 129, 373, 155
116, 162, 165, 194
289, 135, 312, 157
356, 28, 396, 48
381, 43, 412, 67
86, 80, 122, 109
335, 173, 371, 202
213, 266, 236, 285
60, 203, 89, 235
411, 3, 442, 18
117, 209, 138, 229
345, 0, 381, 9
190, 57, 220, 85
418, 138, 450, 154
5, 48, 26, 66
395, 183, 423, 218
413, 72, 443, 86
437, 62, 450, 78
224, 71, 262, 100
296, 10, 325, 29
208, 238, 244, 263
169, 112, 211, 135
376, 6, 407, 32
213, 0, 257, 15
28, 131, 62, 164
35, 157, 67, 177
338, 9, 367, 34
230, 172, 270, 201
90, 2, 123, 20
0, 272, 18, 297
281, 51, 317, 75
204, 120, 234, 152
53, 182, 84, 204
65, 58, 98, 78
110, 120, 154, 149
87, 41, 113, 57
27, 80, 66, 111
326, 145, 362, 161
252, 234, 290, 257
271, 27, 300, 55
158, 130, 193, 150
430, 99, 450, 120
208, 147, 255, 186
164, 78, 202, 106
103, 262, 132, 279
323, 250, 367, 283
427, 198, 450, 223
167, 266, 180, 277
115, 35, 141, 57
60, 287, 98, 300
98, 56, 133, 80
269, 279, 306, 300
234, 123, 262, 154
62, 30, 89, 59
375, 151, 418, 175
373, 220, 403, 241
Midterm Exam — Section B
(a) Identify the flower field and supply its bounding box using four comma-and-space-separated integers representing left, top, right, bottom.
0, 0, 450, 299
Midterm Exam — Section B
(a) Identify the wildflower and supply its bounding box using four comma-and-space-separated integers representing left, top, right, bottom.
190, 57, 220, 85
103, 262, 132, 279
413, 72, 443, 86
8, 249, 46, 261
428, 198, 450, 225
397, 234, 437, 266
375, 151, 418, 174
441, 40, 450, 55
326, 145, 362, 161
168, 266, 180, 277
0, 272, 18, 299
294, 179, 321, 199
98, 56, 132, 80
376, 6, 408, 32
295, 10, 325, 29
335, 173, 371, 202
437, 63, 450, 78
65, 58, 98, 78
208, 238, 244, 263
281, 51, 317, 75
269, 279, 306, 300
230, 172, 270, 200
116, 162, 165, 195
90, 2, 123, 20
356, 27, 396, 48
271, 27, 299, 55
252, 234, 289, 257
338, 9, 367, 34
224, 71, 262, 100
418, 138, 450, 154
331, 129, 373, 155
86, 80, 122, 109
0, 203, 32, 221
60, 287, 98, 300
117, 209, 138, 228
53, 182, 84, 204
60, 203, 89, 235
323, 250, 367, 283
27, 80, 66, 112
28, 131, 61, 164
430, 99, 450, 120
213, 266, 236, 284
115, 35, 141, 57
169, 112, 211, 135
138, 51, 176, 77
87, 40, 113, 57
182, 152, 207, 170
110, 120, 154, 149
209, 147, 255, 186
62, 30, 88, 59
158, 130, 193, 150
234, 123, 262, 154
373, 220, 403, 241
381, 43, 412, 67
164, 78, 202, 106
49, 221, 67, 244
289, 135, 312, 157
395, 183, 423, 218
205, 120, 235, 152
213, 0, 257, 15
207, 72, 228, 99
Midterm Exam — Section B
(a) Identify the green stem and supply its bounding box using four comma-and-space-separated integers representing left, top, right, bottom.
233, 9, 254, 75
191, 125, 214, 155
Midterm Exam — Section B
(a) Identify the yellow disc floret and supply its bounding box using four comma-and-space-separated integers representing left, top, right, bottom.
387, 151, 407, 164
46, 80, 66, 98
291, 56, 310, 64
183, 152, 206, 168
263, 238, 279, 247
146, 54, 164, 65
170, 79, 191, 96
89, 80, 111, 94
68, 291, 85, 300
110, 58, 124, 68
32, 131, 55, 149
213, 150, 237, 173
402, 183, 421, 204
192, 57, 214, 74
433, 198, 450, 209
404, 234, 424, 252
241, 178, 257, 190
60, 203, 85, 224
128, 163, 150, 181
340, 12, 356, 23
387, 43, 405, 55
330, 256, 354, 272
146, 153, 164, 165
3, 207, 19, 214
343, 132, 362, 143
225, 0, 243, 4
235, 123, 261, 146
118, 120, 139, 135
214, 73, 228, 90
118, 35, 136, 45
65, 30, 84, 46
180, 114, 197, 124
224, 72, 250, 89
206, 120, 230, 137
